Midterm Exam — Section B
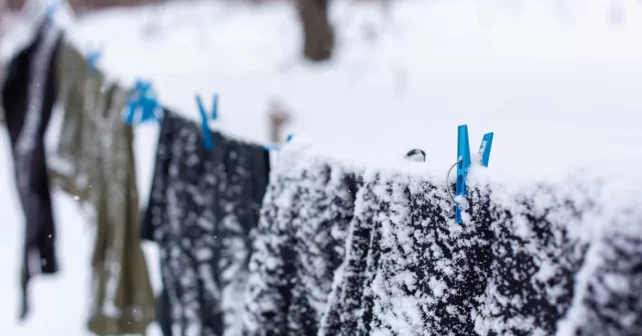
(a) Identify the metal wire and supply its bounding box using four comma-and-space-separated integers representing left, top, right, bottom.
445, 158, 462, 203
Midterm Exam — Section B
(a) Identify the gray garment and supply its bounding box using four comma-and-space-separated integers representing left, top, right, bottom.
142, 111, 271, 336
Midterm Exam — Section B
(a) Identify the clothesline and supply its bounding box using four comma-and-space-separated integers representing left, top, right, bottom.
2, 7, 642, 336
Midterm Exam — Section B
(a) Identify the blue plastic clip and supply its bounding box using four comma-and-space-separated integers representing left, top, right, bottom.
286, 134, 293, 143
455, 125, 494, 224
124, 80, 161, 125
196, 94, 218, 151
86, 49, 102, 74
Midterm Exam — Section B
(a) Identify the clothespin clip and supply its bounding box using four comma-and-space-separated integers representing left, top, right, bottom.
124, 79, 161, 125
452, 125, 494, 224
86, 48, 102, 74
195, 94, 218, 151
286, 134, 293, 143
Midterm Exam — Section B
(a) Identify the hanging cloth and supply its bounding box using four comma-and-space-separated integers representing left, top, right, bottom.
48, 40, 156, 335
142, 111, 270, 336
242, 143, 361, 336
1, 18, 62, 320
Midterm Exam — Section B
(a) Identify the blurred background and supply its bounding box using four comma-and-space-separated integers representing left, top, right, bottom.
1, 0, 642, 334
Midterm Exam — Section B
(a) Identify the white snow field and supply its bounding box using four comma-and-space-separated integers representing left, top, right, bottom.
1, 0, 642, 334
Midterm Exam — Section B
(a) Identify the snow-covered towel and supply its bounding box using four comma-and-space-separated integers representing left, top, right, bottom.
249, 144, 642, 335
242, 143, 362, 335
320, 171, 495, 336
142, 111, 271, 336
320, 169, 642, 336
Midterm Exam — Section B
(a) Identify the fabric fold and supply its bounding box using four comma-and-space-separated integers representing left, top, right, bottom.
1, 18, 62, 321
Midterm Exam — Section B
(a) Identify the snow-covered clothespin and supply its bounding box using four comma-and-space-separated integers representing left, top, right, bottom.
453, 125, 494, 224
86, 48, 102, 74
195, 94, 218, 151
124, 79, 162, 125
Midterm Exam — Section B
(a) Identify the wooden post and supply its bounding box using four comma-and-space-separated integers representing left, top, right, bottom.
268, 99, 292, 145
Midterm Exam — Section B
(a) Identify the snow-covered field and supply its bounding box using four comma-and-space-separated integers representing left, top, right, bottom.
1, 0, 642, 334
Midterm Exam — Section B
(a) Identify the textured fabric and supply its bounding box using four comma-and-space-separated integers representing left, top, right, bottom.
142, 111, 270, 336
249, 146, 642, 336
242, 145, 361, 336
470, 184, 590, 336
49, 41, 156, 335
320, 172, 494, 336
322, 173, 641, 336
0, 19, 61, 320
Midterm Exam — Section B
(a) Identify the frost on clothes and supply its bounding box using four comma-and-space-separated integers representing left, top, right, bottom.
246, 145, 642, 336
0, 18, 61, 320
142, 110, 270, 336
242, 143, 361, 335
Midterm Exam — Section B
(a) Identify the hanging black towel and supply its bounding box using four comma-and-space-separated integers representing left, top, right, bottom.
242, 144, 361, 336
319, 172, 495, 336
142, 110, 270, 336
319, 170, 642, 335
1, 19, 63, 320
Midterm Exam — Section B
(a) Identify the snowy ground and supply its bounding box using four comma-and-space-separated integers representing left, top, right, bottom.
1, 0, 642, 334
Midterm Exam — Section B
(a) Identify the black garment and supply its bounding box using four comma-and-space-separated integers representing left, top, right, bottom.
319, 173, 494, 336
1, 19, 62, 320
320, 173, 640, 335
249, 145, 642, 335
142, 110, 270, 336
242, 144, 361, 336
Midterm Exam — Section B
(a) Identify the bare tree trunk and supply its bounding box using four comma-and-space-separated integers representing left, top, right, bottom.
295, 0, 334, 61
0, 0, 6, 125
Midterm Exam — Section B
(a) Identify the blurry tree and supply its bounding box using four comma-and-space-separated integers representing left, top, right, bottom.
295, 0, 334, 61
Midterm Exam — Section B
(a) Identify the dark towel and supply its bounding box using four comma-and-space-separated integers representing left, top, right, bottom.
142, 110, 271, 336
1, 19, 62, 321
247, 144, 642, 336
242, 143, 361, 335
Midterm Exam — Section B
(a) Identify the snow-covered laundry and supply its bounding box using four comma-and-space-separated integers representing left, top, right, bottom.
242, 143, 361, 336
48, 40, 156, 335
142, 110, 271, 336
0, 18, 62, 320
320, 171, 495, 336
249, 144, 642, 336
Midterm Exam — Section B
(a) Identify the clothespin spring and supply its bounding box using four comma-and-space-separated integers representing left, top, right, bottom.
445, 157, 463, 203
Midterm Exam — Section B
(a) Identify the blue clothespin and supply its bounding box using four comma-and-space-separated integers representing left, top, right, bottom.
86, 49, 102, 74
286, 134, 293, 143
196, 94, 218, 151
455, 125, 494, 224
124, 79, 161, 125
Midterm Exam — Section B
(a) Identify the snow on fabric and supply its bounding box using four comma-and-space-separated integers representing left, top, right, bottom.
142, 110, 270, 336
242, 140, 361, 335
251, 142, 642, 336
